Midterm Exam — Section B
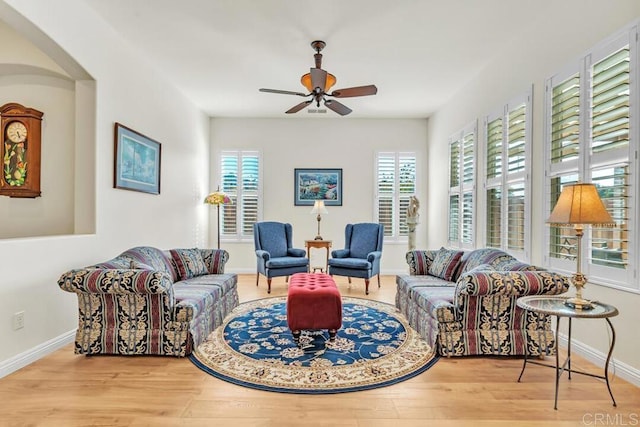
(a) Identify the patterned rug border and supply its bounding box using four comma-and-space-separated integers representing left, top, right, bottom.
189, 296, 439, 394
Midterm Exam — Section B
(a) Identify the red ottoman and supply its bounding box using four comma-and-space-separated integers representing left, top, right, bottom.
286, 273, 342, 342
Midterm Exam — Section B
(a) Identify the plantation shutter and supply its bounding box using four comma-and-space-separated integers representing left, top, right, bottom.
507, 104, 526, 175
507, 183, 525, 251
589, 46, 630, 270
486, 187, 501, 248
591, 46, 630, 153
220, 154, 238, 235
486, 118, 502, 181
448, 194, 459, 242
462, 133, 474, 184
449, 140, 460, 187
549, 174, 579, 261
462, 191, 473, 244
551, 74, 580, 164
398, 155, 416, 236
377, 154, 395, 237
241, 154, 260, 235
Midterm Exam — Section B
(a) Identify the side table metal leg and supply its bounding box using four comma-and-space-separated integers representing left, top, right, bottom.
554, 315, 561, 410
517, 310, 529, 382
604, 318, 617, 407
567, 318, 572, 380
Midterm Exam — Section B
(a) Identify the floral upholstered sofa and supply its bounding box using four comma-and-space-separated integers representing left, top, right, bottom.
396, 248, 570, 357
58, 246, 238, 357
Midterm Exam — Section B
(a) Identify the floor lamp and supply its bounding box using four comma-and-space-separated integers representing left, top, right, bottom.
546, 183, 615, 310
204, 187, 232, 249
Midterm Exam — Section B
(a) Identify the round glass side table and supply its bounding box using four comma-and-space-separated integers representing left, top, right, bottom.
516, 295, 618, 410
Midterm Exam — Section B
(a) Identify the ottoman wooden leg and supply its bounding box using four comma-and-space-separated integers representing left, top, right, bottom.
292, 330, 301, 342
329, 329, 337, 341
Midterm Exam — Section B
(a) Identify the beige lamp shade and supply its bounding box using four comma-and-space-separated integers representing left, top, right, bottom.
310, 200, 328, 215
546, 183, 614, 226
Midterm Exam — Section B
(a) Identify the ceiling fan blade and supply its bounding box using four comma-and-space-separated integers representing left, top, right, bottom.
325, 99, 352, 116
286, 100, 312, 114
260, 88, 308, 97
330, 85, 378, 98
310, 68, 327, 92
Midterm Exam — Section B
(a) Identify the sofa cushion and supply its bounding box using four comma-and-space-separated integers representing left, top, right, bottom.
170, 248, 208, 280
172, 274, 238, 322
411, 286, 457, 323
428, 247, 464, 281
120, 246, 177, 281
328, 257, 371, 270
396, 274, 454, 297
266, 256, 310, 269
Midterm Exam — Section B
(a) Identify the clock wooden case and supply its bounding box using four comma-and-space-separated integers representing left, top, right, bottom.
0, 103, 44, 198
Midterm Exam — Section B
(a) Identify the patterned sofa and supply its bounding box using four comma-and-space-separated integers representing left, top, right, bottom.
58, 246, 238, 357
396, 248, 570, 357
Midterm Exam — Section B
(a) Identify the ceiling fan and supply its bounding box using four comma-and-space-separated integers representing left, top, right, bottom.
259, 40, 378, 116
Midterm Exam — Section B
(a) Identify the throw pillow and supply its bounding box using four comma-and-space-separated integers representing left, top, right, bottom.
169, 248, 208, 280
428, 247, 464, 281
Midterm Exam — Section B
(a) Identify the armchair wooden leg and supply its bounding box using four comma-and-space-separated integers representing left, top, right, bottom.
348, 277, 352, 284
267, 278, 272, 294
377, 274, 381, 288
286, 276, 289, 283
365, 279, 370, 295
256, 273, 260, 287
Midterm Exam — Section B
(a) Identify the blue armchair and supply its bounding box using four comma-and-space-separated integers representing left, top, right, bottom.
254, 221, 309, 294
328, 223, 384, 295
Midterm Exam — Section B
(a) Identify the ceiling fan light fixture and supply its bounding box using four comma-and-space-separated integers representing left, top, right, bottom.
301, 72, 336, 92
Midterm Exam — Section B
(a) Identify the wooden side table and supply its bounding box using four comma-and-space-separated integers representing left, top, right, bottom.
516, 295, 619, 410
305, 240, 332, 273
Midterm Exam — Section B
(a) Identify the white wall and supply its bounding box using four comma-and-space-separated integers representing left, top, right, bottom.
427, 1, 640, 383
0, 20, 77, 238
0, 0, 210, 372
210, 118, 428, 275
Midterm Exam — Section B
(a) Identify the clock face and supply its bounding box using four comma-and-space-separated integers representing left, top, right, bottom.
6, 121, 28, 143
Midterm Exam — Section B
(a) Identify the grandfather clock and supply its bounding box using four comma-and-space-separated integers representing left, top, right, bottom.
0, 103, 44, 198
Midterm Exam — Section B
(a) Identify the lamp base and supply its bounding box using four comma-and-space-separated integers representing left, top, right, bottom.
314, 235, 323, 240
564, 297, 595, 310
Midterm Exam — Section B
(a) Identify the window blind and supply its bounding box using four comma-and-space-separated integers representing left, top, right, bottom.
507, 104, 526, 175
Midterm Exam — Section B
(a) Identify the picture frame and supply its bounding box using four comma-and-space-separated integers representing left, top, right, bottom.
114, 123, 161, 195
294, 168, 342, 206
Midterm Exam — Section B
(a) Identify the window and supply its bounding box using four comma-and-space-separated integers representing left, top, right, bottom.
220, 151, 261, 240
483, 92, 531, 260
376, 152, 417, 239
448, 123, 476, 248
545, 26, 636, 291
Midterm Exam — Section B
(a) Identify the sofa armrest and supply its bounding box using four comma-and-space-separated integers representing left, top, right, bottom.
256, 250, 270, 261
367, 251, 382, 263
200, 249, 229, 274
58, 269, 173, 295
406, 250, 438, 275
288, 248, 306, 257
456, 270, 570, 297
331, 249, 350, 258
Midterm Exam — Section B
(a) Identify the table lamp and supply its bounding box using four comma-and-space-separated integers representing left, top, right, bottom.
546, 183, 615, 310
310, 200, 328, 240
204, 187, 232, 249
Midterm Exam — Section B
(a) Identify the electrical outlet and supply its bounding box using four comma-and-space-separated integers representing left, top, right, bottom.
13, 311, 24, 330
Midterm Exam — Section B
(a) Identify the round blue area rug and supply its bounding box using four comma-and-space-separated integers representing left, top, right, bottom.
189, 296, 438, 394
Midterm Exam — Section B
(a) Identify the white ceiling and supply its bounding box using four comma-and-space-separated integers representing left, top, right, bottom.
84, 0, 554, 118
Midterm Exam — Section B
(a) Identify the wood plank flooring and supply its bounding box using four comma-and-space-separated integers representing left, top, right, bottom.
1, 274, 638, 426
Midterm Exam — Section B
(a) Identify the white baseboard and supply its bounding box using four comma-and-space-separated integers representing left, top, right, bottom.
0, 330, 75, 379
558, 333, 640, 387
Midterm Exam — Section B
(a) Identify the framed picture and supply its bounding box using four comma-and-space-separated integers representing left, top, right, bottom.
114, 123, 161, 195
294, 168, 342, 206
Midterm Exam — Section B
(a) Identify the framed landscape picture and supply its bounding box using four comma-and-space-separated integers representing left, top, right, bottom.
294, 168, 342, 206
114, 123, 161, 195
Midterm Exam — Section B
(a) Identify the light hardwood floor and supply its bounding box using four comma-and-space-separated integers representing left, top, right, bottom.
1, 274, 639, 427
